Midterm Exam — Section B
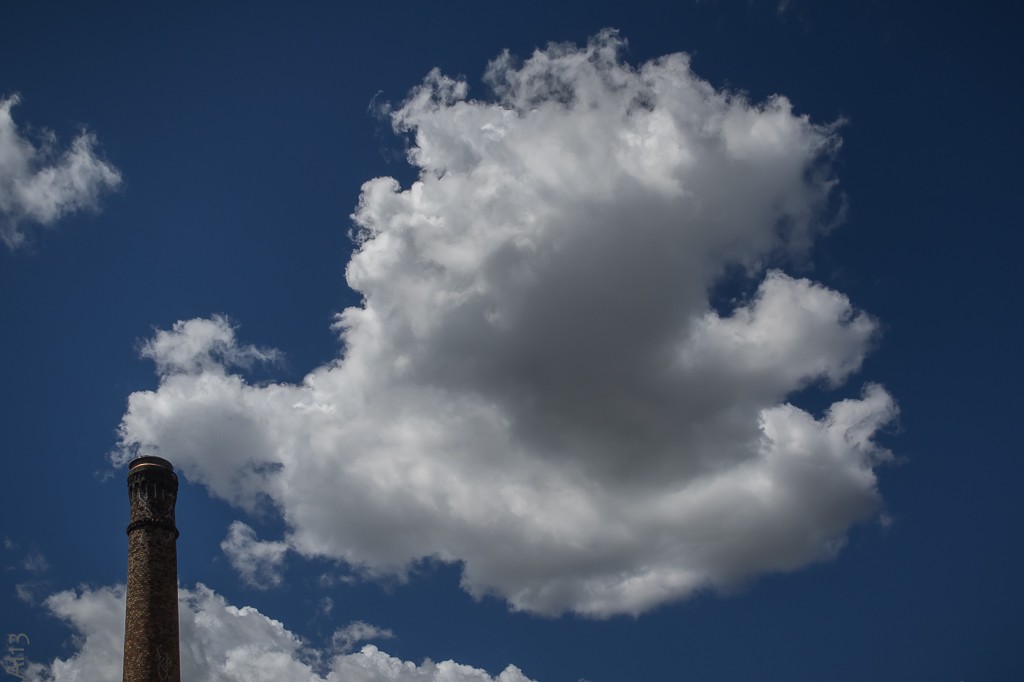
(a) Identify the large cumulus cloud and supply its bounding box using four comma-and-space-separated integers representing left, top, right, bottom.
0, 95, 121, 249
24, 584, 534, 682
115, 31, 896, 616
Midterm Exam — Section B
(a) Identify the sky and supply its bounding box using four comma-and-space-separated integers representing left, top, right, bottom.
1, 1, 1022, 680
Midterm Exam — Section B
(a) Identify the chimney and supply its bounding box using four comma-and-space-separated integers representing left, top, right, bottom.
123, 456, 181, 682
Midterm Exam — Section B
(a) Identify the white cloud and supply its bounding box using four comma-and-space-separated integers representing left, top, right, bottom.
15, 583, 40, 605
0, 95, 121, 249
141, 315, 281, 377
115, 30, 897, 616
24, 584, 535, 682
22, 550, 49, 573
220, 521, 289, 589
3, 539, 50, 576
331, 621, 394, 654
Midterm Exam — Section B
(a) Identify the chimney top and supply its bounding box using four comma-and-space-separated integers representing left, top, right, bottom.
128, 456, 174, 473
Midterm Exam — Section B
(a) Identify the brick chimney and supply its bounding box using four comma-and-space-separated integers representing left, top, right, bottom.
123, 456, 181, 682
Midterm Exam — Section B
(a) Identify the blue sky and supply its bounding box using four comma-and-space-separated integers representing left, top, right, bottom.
1, 1, 1021, 680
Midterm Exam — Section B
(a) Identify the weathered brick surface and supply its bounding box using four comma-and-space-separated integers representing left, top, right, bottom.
123, 457, 181, 682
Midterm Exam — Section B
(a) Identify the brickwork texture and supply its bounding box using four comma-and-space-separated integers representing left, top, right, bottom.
123, 456, 181, 682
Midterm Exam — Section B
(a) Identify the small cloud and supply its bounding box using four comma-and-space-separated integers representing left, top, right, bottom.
138, 315, 281, 379
318, 573, 356, 588
94, 467, 117, 483
22, 550, 49, 573
15, 582, 38, 604
331, 621, 395, 654
0, 95, 121, 249
219, 521, 288, 589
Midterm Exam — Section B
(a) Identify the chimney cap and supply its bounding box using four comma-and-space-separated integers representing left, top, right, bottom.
128, 456, 174, 473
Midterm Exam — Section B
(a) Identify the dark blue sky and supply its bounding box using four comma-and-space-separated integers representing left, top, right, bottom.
1, 2, 1022, 680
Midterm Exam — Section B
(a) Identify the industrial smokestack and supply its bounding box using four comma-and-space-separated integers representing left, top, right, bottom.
123, 456, 181, 682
